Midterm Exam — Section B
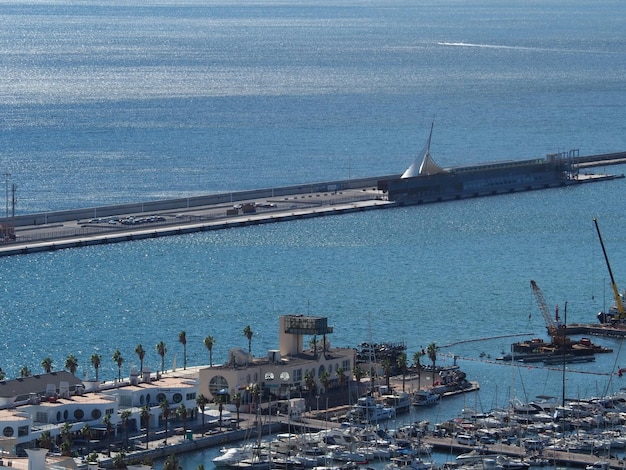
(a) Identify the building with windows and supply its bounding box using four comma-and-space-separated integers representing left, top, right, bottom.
198, 315, 355, 409
0, 315, 353, 457
0, 369, 198, 456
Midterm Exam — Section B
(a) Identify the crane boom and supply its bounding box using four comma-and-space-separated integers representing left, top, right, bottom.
530, 280, 568, 346
593, 218, 625, 319
530, 280, 557, 334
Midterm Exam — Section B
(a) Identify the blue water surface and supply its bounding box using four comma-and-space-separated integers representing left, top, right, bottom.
0, 0, 626, 467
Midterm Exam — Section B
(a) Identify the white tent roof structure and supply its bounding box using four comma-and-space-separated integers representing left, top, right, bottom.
401, 123, 445, 178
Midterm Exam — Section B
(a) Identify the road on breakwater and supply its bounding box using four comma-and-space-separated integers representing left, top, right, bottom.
0, 181, 392, 257
0, 161, 623, 257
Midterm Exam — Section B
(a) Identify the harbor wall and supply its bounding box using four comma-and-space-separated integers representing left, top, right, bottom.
11, 175, 393, 228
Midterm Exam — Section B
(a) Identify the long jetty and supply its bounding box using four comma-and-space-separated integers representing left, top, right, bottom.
0, 187, 393, 257
1, 149, 625, 257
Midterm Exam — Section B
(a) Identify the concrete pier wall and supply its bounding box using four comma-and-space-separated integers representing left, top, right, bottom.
11, 175, 392, 228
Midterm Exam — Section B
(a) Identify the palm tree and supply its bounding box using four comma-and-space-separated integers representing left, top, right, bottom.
413, 350, 424, 389
381, 359, 392, 390
177, 403, 188, 432
320, 370, 331, 393
243, 325, 253, 355
38, 430, 53, 450
156, 341, 167, 374
353, 364, 364, 386
91, 353, 102, 381
215, 394, 226, 429
335, 366, 346, 389
397, 352, 408, 392
120, 409, 132, 450
427, 342, 437, 384
160, 399, 170, 445
0, 367, 5, 380
249, 383, 260, 407
19, 365, 31, 377
65, 354, 78, 375
113, 348, 124, 382
178, 331, 187, 370
60, 421, 73, 456
103, 413, 113, 457
196, 394, 208, 433
41, 356, 53, 373
135, 344, 146, 374
81, 423, 92, 453
233, 392, 242, 426
113, 452, 127, 469
140, 405, 151, 450
304, 370, 316, 396
203, 336, 215, 367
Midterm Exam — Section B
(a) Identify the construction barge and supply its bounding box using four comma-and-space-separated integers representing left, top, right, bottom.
497, 280, 614, 363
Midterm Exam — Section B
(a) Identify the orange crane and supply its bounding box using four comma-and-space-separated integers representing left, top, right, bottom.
593, 218, 626, 322
530, 280, 569, 346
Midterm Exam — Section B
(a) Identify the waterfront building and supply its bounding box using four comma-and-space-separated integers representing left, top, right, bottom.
198, 315, 355, 410
0, 369, 198, 457
0, 314, 353, 460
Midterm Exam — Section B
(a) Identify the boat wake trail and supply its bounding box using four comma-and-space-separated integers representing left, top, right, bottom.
437, 41, 617, 55
438, 41, 556, 52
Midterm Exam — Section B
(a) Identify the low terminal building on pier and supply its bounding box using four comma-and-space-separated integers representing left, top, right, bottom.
378, 126, 625, 205
378, 136, 582, 205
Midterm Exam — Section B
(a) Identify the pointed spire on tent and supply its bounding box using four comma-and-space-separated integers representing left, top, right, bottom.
401, 121, 444, 178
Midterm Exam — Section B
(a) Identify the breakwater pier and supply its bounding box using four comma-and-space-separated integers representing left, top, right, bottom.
0, 178, 393, 257
1, 149, 624, 257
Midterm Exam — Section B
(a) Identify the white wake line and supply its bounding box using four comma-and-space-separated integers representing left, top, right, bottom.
437, 41, 617, 54
439, 41, 539, 50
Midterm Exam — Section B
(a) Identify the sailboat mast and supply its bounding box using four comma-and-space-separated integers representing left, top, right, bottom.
561, 302, 567, 407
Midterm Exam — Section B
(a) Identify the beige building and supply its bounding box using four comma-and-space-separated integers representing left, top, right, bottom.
198, 315, 355, 408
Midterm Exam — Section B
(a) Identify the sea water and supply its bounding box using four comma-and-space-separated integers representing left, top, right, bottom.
0, 0, 625, 468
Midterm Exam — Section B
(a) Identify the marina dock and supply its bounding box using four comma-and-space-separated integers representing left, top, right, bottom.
566, 324, 626, 338
422, 436, 623, 469
91, 411, 626, 470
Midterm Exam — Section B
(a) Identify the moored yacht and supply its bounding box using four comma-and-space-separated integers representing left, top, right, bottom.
412, 390, 441, 407
213, 445, 256, 468
383, 390, 412, 414
455, 449, 491, 464
347, 394, 395, 423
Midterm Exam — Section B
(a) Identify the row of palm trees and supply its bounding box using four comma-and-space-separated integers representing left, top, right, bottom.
345, 342, 438, 393
388, 342, 438, 391
0, 326, 257, 382
3, 326, 434, 390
